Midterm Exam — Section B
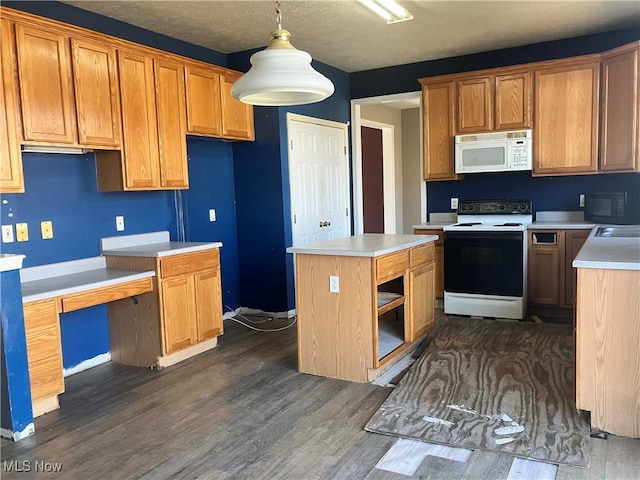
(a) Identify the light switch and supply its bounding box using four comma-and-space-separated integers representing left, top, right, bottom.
116, 215, 125, 231
16, 223, 28, 242
2, 225, 14, 243
41, 221, 53, 239
450, 197, 459, 210
209, 209, 216, 222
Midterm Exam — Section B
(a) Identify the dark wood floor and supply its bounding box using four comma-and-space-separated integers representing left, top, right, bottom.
2, 312, 639, 479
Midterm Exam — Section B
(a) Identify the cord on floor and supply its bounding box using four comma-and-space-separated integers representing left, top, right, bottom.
224, 305, 297, 332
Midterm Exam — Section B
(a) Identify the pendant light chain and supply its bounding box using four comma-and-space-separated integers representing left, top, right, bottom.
275, 1, 283, 29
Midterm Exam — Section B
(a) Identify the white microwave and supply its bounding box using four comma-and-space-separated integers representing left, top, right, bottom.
455, 129, 532, 174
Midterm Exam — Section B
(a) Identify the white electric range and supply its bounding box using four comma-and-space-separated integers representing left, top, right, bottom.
442, 200, 533, 320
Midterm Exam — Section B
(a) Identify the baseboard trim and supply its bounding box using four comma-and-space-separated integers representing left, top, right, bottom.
0, 423, 35, 441
63, 352, 111, 377
156, 337, 218, 369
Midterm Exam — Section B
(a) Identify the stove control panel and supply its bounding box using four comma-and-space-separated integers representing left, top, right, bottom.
457, 200, 532, 215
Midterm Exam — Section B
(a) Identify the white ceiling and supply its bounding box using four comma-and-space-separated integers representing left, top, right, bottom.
62, 1, 640, 73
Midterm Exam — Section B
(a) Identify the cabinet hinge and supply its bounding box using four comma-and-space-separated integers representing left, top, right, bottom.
293, 214, 297, 224
290, 140, 293, 150
344, 145, 347, 155
346, 208, 349, 217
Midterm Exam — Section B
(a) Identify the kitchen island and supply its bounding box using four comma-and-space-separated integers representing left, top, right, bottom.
287, 234, 438, 383
573, 225, 640, 438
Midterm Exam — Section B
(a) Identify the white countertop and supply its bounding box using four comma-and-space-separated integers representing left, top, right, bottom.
0, 253, 25, 272
529, 221, 596, 229
286, 234, 438, 257
21, 257, 155, 304
573, 227, 640, 271
100, 231, 222, 257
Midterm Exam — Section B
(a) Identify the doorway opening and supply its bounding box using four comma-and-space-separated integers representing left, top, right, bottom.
351, 92, 425, 235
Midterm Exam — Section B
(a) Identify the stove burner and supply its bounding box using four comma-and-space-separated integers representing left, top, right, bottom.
455, 222, 482, 227
494, 222, 522, 227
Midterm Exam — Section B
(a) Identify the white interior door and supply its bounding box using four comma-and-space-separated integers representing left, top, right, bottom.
288, 114, 350, 246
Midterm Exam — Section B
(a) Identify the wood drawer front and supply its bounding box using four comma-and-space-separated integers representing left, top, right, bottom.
414, 229, 443, 247
159, 249, 220, 279
376, 250, 409, 283
61, 277, 153, 313
410, 243, 435, 268
26, 327, 61, 363
29, 355, 64, 402
23, 299, 59, 331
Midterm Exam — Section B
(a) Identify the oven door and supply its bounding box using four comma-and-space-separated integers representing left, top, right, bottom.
444, 231, 524, 296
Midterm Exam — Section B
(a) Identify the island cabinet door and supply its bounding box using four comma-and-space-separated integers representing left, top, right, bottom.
409, 262, 435, 341
194, 269, 223, 341
160, 276, 198, 354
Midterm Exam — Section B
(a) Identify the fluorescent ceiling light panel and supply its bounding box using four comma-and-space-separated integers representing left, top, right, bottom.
359, 0, 413, 24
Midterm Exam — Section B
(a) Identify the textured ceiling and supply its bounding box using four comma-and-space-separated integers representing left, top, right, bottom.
62, 1, 640, 73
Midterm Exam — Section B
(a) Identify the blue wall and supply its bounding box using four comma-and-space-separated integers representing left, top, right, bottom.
229, 50, 351, 311
426, 171, 640, 216
0, 154, 175, 369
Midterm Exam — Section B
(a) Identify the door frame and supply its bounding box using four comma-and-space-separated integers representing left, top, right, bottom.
360, 119, 396, 234
286, 112, 351, 243
351, 92, 426, 235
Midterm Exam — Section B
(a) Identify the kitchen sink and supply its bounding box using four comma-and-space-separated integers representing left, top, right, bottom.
594, 226, 640, 238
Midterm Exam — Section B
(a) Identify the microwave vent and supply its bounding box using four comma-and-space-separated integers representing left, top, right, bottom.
456, 129, 532, 143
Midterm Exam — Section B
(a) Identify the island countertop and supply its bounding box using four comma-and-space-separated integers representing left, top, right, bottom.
573, 226, 640, 270
286, 233, 438, 257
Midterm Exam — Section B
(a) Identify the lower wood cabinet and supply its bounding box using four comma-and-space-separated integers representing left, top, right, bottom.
413, 229, 444, 299
528, 229, 590, 307
23, 298, 64, 415
105, 248, 223, 367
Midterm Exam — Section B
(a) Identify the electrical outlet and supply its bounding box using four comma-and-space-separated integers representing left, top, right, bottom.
116, 216, 125, 231
579, 194, 585, 208
16, 223, 28, 242
450, 197, 459, 210
329, 275, 340, 293
41, 221, 53, 239
2, 225, 14, 243
209, 209, 216, 222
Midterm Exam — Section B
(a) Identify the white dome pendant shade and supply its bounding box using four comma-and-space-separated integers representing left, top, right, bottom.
231, 7, 334, 106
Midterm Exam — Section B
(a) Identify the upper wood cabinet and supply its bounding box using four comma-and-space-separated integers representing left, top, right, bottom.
154, 58, 188, 188
456, 70, 532, 134
70, 38, 121, 147
600, 42, 639, 173
116, 49, 161, 189
533, 58, 600, 175
184, 65, 222, 136
14, 23, 78, 144
457, 76, 493, 133
421, 80, 457, 181
220, 71, 255, 141
184, 65, 255, 141
97, 50, 189, 191
13, 21, 121, 149
494, 71, 532, 130
0, 19, 24, 193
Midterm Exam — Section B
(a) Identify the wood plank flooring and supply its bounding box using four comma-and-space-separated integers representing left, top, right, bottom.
2, 312, 639, 479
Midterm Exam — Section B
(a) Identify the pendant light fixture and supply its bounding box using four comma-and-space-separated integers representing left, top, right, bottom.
231, 1, 335, 106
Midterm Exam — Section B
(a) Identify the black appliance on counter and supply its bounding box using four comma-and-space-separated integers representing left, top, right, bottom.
584, 191, 639, 225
